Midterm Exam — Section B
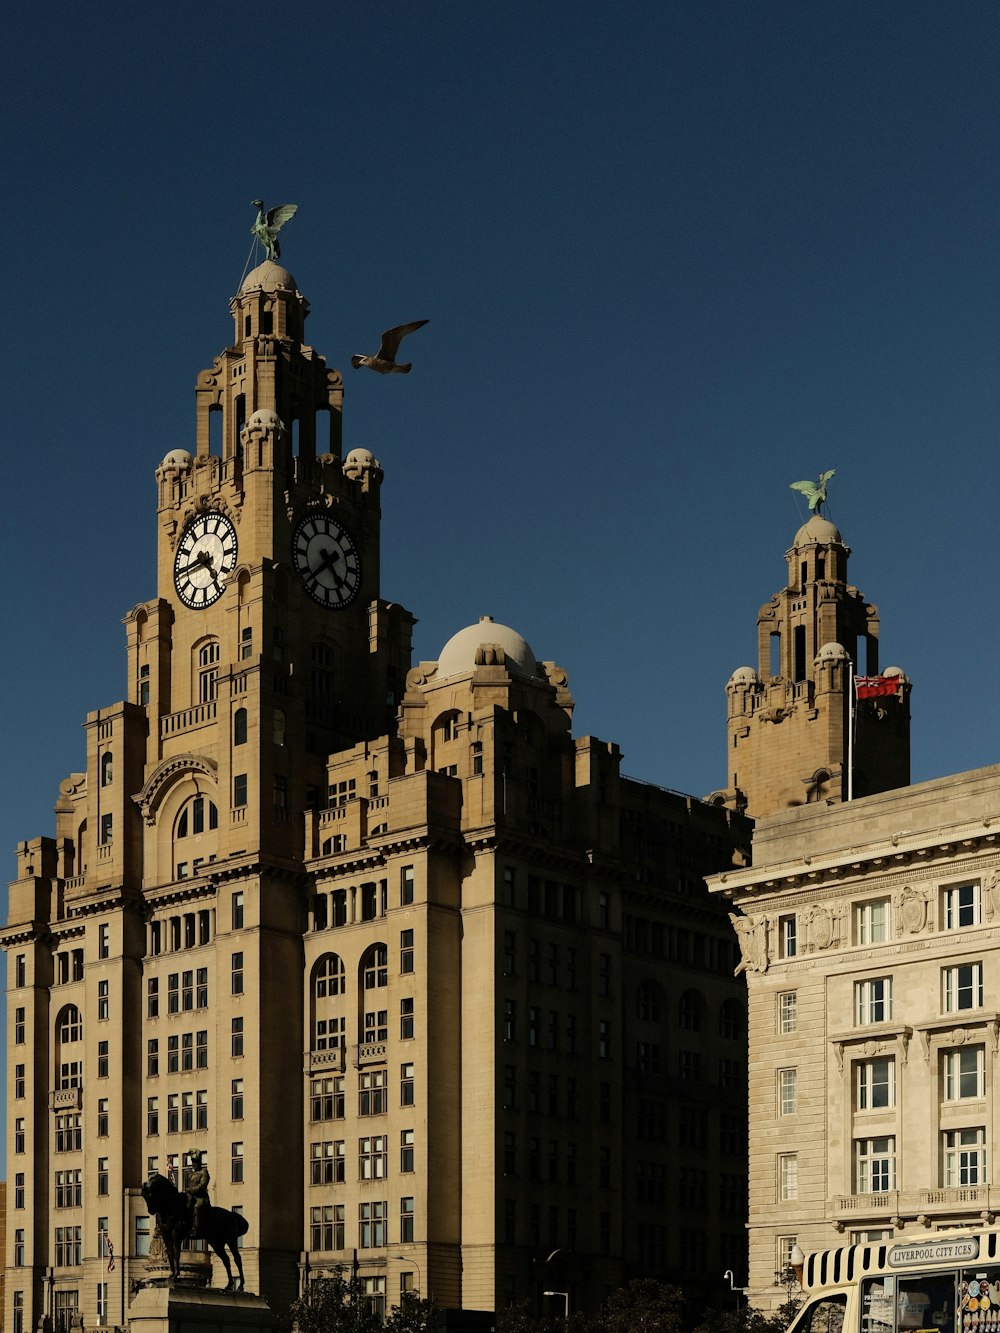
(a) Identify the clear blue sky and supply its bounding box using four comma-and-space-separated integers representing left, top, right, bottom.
2, 2, 999, 1163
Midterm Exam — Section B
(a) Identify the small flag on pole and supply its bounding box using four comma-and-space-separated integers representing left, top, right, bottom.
107, 1238, 115, 1273
855, 675, 900, 699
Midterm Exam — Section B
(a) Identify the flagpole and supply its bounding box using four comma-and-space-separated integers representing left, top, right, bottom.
847, 657, 855, 802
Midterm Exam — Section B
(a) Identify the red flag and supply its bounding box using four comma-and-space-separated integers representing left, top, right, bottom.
107, 1238, 115, 1273
856, 675, 900, 699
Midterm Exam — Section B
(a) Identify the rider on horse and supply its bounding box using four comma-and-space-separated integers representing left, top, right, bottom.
185, 1150, 211, 1239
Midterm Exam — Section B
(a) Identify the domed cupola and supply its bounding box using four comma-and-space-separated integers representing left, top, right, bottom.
232, 259, 309, 346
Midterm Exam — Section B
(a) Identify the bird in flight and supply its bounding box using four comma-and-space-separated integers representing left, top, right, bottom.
789, 469, 836, 513
352, 320, 429, 374
250, 200, 298, 262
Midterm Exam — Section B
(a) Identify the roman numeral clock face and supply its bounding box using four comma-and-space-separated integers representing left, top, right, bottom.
173, 513, 238, 608
292, 514, 362, 608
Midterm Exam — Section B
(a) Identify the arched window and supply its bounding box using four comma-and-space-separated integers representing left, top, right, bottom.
57, 1005, 82, 1044
176, 797, 218, 839
100, 752, 113, 787
637, 980, 663, 1023
362, 944, 388, 991
197, 640, 220, 703
436, 711, 461, 743
315, 954, 345, 998
719, 998, 744, 1040
234, 709, 248, 746
678, 989, 705, 1032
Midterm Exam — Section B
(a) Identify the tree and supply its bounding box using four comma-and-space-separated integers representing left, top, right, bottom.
590, 1279, 688, 1333
280, 1272, 384, 1333
384, 1292, 444, 1333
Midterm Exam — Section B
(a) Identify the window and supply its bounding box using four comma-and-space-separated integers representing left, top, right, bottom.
943, 1127, 986, 1185
231, 1079, 244, 1120
55, 1168, 83, 1208
58, 1005, 82, 1043
14, 1172, 24, 1208
855, 899, 891, 945
15, 1117, 26, 1153
944, 1045, 985, 1100
14, 1229, 25, 1267
401, 1129, 414, 1173
234, 773, 248, 807
97, 979, 109, 1021
311, 1140, 345, 1185
231, 1142, 244, 1184
135, 1214, 151, 1256
15, 1006, 25, 1044
778, 915, 797, 958
196, 967, 208, 1008
15, 1063, 25, 1099
363, 944, 388, 989
778, 1068, 797, 1115
55, 1224, 83, 1266
360, 1070, 387, 1116
400, 929, 414, 973
777, 1235, 799, 1273
400, 1063, 414, 1106
857, 1058, 895, 1110
310, 1204, 345, 1251
400, 997, 414, 1040
311, 1076, 345, 1121
362, 1011, 387, 1044
944, 882, 981, 930
100, 752, 113, 787
232, 952, 244, 995
240, 626, 253, 660
232, 892, 244, 929
147, 977, 159, 1018
196, 1089, 208, 1130
139, 663, 150, 706
147, 1097, 159, 1136
856, 1136, 895, 1192
779, 991, 797, 1033
15, 953, 26, 987
778, 1153, 798, 1200
196, 1030, 208, 1068
98, 924, 110, 959
97, 1098, 109, 1136
401, 865, 414, 905
359, 1200, 386, 1248
400, 1197, 414, 1243
97, 1040, 109, 1078
359, 1135, 388, 1179
97, 1158, 109, 1196
944, 962, 984, 1012
100, 813, 113, 845
55, 1114, 82, 1152
598, 1019, 610, 1059
856, 977, 892, 1024
232, 1016, 244, 1058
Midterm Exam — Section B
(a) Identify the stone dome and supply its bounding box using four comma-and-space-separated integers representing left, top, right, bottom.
245, 408, 283, 429
727, 666, 760, 688
437, 617, 539, 680
793, 514, 842, 547
239, 261, 298, 295
344, 448, 379, 474
882, 665, 906, 679
815, 641, 849, 663
161, 449, 192, 468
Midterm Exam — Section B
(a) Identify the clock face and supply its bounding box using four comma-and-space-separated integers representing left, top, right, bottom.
292, 514, 362, 608
174, 513, 239, 608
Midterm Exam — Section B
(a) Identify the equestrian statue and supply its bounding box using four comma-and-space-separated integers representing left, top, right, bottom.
141, 1151, 249, 1290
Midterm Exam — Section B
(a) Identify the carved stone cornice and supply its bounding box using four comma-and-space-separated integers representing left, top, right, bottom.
133, 753, 219, 825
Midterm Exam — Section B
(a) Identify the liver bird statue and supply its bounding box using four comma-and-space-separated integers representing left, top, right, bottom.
352, 320, 429, 374
250, 200, 298, 262
789, 469, 835, 513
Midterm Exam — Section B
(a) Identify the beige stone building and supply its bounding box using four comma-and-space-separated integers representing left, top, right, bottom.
2, 257, 752, 1329
711, 765, 1000, 1305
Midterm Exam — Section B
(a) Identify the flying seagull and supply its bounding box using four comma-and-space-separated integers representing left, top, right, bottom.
789, 469, 836, 513
250, 200, 298, 262
352, 320, 429, 374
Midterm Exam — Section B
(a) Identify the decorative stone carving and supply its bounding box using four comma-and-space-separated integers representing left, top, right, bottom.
731, 913, 768, 975
986, 870, 1000, 922
896, 886, 928, 935
806, 904, 834, 950
133, 754, 219, 826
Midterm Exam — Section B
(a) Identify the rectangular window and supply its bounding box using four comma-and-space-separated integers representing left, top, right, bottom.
14, 1229, 25, 1267
598, 1019, 610, 1059
15, 954, 26, 987
181, 1031, 194, 1071
167, 973, 179, 1014
359, 1200, 386, 1248
856, 976, 892, 1024
147, 1096, 159, 1136
310, 1204, 344, 1251
15, 1063, 25, 1099
401, 1129, 414, 1173
401, 865, 414, 905
311, 1076, 345, 1121
778, 1153, 798, 1200
99, 924, 110, 959
944, 962, 984, 1012
232, 952, 244, 995
135, 1214, 151, 1257
232, 892, 244, 930
944, 1045, 985, 1100
196, 1030, 208, 1068
167, 1035, 179, 1073
310, 1139, 345, 1185
97, 1158, 109, 1196
359, 1135, 388, 1180
147, 1039, 159, 1078
777, 991, 797, 1033
196, 1089, 208, 1130
359, 1070, 387, 1116
400, 1062, 415, 1106
233, 774, 248, 807
15, 1117, 26, 1153
778, 915, 797, 958
944, 882, 981, 930
100, 814, 113, 845
778, 1068, 797, 1115
231, 1142, 244, 1184
856, 1136, 896, 1192
857, 1057, 895, 1110
232, 1016, 244, 1058
231, 1079, 244, 1120
97, 979, 110, 1021
943, 1127, 986, 1185
400, 1197, 414, 1243
400, 929, 414, 973
97, 1097, 109, 1137
400, 997, 414, 1040
196, 967, 208, 1009
147, 977, 159, 1018
14, 1006, 25, 1044
97, 1040, 109, 1078
14, 1171, 24, 1208
855, 899, 891, 945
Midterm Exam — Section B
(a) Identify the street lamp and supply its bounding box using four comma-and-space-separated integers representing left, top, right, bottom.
392, 1255, 422, 1299
543, 1290, 569, 1319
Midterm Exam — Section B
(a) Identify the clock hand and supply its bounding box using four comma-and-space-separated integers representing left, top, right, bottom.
313, 546, 341, 576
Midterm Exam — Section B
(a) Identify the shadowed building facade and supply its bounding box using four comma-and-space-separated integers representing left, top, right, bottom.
2, 259, 752, 1328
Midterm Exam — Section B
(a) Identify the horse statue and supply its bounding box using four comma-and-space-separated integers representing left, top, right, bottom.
141, 1173, 249, 1290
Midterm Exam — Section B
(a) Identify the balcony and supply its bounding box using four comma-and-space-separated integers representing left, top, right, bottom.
50, 1087, 83, 1111
356, 1041, 387, 1066
305, 1045, 345, 1075
160, 701, 217, 740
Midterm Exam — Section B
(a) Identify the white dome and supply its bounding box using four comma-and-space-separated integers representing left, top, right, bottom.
882, 665, 906, 679
344, 448, 379, 474
437, 617, 539, 680
793, 514, 842, 547
727, 666, 760, 688
161, 449, 192, 468
239, 261, 298, 295
815, 641, 849, 663
246, 408, 283, 429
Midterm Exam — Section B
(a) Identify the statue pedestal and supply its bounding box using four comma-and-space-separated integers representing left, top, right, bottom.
128, 1283, 274, 1333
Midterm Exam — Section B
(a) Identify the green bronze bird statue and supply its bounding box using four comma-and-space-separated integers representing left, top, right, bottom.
250, 200, 298, 262
789, 469, 836, 513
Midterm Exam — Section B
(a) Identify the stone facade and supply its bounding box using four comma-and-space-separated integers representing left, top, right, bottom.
2, 259, 752, 1328
710, 764, 1000, 1305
